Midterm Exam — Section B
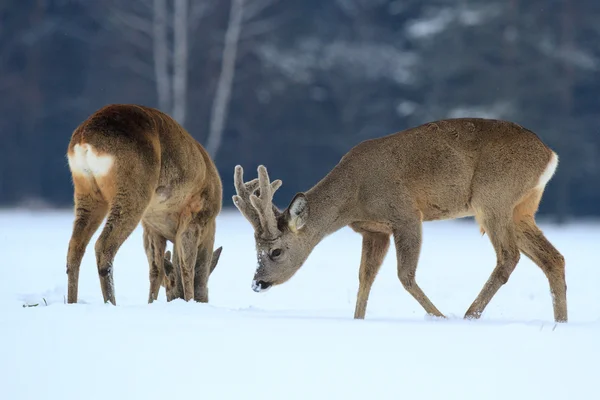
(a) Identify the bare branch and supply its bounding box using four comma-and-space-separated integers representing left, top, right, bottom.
110, 56, 156, 80
243, 0, 279, 22
189, 0, 214, 31
114, 26, 154, 50
108, 10, 153, 35
242, 14, 289, 39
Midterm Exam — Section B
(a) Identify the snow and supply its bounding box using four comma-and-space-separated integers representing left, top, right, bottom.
1, 209, 599, 399
406, 6, 500, 39
447, 101, 513, 120
257, 40, 418, 85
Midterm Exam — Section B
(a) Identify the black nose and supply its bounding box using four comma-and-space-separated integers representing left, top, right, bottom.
259, 281, 272, 289
252, 280, 272, 292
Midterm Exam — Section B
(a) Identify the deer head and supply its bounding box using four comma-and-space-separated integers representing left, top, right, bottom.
233, 165, 311, 292
162, 246, 223, 301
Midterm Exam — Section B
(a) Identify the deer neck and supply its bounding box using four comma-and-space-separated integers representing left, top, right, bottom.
302, 168, 356, 245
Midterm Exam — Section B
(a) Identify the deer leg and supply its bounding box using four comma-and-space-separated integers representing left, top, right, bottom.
193, 244, 211, 303
66, 193, 108, 304
393, 221, 445, 318
193, 220, 216, 303
354, 232, 390, 319
143, 223, 167, 304
175, 223, 201, 302
94, 192, 150, 305
516, 218, 567, 322
163, 243, 221, 302
465, 212, 520, 319
164, 249, 184, 301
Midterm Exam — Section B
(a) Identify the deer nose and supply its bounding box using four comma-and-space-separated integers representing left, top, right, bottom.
252, 280, 272, 292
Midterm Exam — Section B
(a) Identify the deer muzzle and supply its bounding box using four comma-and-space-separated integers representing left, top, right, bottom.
251, 279, 272, 292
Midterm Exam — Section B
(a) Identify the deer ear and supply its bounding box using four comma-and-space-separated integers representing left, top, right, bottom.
287, 193, 308, 232
163, 251, 174, 276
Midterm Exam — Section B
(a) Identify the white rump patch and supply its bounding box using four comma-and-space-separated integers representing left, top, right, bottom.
536, 151, 558, 189
68, 143, 114, 178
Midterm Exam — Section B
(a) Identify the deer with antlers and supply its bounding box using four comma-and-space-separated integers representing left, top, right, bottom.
233, 118, 567, 322
66, 104, 222, 305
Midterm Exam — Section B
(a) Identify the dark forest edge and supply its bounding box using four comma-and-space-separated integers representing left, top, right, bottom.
0, 0, 598, 221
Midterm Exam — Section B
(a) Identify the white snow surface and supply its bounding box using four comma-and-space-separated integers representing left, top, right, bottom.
1, 209, 599, 399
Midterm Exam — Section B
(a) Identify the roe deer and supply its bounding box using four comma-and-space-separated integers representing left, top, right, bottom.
66, 104, 222, 305
233, 118, 567, 322
162, 247, 222, 301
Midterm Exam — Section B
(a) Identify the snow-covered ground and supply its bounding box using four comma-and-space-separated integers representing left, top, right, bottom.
1, 209, 599, 399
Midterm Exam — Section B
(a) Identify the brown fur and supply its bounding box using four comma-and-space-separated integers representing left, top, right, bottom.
233, 118, 567, 323
162, 247, 222, 301
65, 104, 222, 305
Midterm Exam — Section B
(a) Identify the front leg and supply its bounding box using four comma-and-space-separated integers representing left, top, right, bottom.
354, 231, 390, 319
393, 217, 445, 318
175, 223, 201, 302
143, 223, 167, 304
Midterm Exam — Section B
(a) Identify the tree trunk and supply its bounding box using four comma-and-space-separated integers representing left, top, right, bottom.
205, 0, 245, 159
153, 0, 171, 113
172, 0, 188, 125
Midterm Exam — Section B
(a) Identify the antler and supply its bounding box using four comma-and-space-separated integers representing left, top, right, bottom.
232, 165, 282, 238
232, 166, 261, 228
250, 165, 282, 237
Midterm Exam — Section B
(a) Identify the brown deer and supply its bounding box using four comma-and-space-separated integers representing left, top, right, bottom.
162, 247, 222, 301
233, 118, 567, 322
66, 104, 222, 305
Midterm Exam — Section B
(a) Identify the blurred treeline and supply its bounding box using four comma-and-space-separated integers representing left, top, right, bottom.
1, 0, 598, 221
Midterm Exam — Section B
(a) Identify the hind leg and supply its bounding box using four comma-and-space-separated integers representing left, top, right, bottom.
193, 244, 211, 303
465, 209, 520, 319
516, 219, 567, 322
193, 220, 216, 303
514, 189, 567, 322
174, 217, 202, 302
66, 183, 108, 304
143, 223, 167, 303
95, 190, 151, 305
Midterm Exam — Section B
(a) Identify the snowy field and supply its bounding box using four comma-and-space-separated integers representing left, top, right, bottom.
1, 209, 599, 399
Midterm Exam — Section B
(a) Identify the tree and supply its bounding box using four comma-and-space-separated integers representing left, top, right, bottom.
205, 0, 245, 158
89, 0, 212, 126
206, 0, 284, 159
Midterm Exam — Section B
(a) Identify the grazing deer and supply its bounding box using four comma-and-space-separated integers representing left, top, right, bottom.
162, 247, 222, 301
66, 104, 222, 305
233, 118, 567, 322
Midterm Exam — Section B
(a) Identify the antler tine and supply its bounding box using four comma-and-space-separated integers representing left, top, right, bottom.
232, 165, 262, 229
249, 165, 282, 237
233, 165, 259, 196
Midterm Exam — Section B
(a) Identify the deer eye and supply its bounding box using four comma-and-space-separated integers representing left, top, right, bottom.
270, 248, 282, 259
